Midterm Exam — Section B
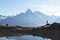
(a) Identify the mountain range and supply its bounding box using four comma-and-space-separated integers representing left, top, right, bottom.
0, 9, 59, 27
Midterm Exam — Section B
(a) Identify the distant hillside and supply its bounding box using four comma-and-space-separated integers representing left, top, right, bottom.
0, 15, 6, 20
0, 9, 59, 27
53, 17, 60, 23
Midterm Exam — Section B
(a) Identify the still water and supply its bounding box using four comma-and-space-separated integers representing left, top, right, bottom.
0, 35, 51, 40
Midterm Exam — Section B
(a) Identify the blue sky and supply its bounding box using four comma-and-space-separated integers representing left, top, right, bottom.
0, 0, 60, 16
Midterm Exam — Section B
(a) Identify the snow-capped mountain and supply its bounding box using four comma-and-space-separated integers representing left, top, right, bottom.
0, 9, 59, 27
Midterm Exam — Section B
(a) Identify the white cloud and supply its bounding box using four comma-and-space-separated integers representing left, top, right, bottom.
40, 6, 60, 16
29, 4, 60, 16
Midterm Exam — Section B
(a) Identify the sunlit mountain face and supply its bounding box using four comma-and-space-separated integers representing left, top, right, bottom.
0, 9, 59, 27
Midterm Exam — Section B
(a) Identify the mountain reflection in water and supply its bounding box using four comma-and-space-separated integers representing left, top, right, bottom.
0, 35, 51, 40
